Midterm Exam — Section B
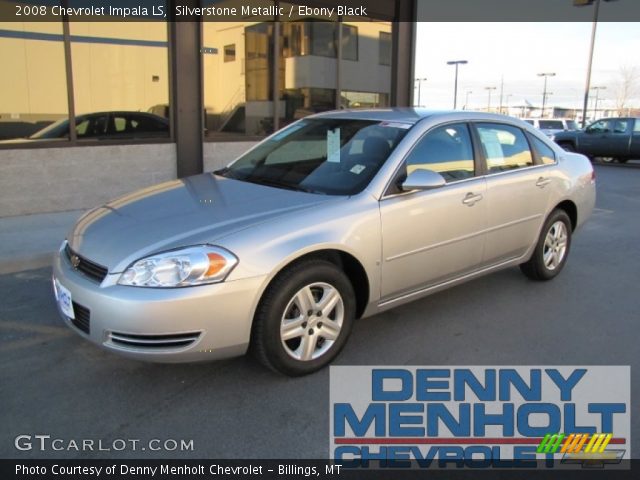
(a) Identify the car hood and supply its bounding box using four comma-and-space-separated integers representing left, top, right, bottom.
67, 173, 334, 273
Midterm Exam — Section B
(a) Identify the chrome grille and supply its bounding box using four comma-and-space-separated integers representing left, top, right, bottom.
65, 244, 108, 283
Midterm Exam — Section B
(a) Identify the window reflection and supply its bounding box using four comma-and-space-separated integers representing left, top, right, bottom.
0, 19, 68, 141
69, 22, 170, 140
202, 3, 394, 138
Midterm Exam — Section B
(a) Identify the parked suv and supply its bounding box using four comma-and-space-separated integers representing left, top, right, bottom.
524, 118, 578, 138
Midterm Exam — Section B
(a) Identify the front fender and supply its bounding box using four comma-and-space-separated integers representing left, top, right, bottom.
216, 194, 383, 312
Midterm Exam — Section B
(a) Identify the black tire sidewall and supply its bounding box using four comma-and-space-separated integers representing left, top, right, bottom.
256, 261, 356, 376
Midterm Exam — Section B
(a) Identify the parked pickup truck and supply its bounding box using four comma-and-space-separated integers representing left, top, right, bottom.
553, 117, 640, 163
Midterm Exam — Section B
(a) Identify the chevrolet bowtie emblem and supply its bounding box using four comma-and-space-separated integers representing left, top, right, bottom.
70, 255, 81, 269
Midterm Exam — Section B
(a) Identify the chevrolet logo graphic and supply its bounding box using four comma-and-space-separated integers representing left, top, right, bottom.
537, 433, 626, 469
70, 255, 81, 269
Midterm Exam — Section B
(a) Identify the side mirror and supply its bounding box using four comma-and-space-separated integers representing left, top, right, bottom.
401, 169, 446, 191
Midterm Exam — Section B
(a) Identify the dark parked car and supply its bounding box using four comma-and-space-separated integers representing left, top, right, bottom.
553, 117, 640, 163
0, 111, 169, 143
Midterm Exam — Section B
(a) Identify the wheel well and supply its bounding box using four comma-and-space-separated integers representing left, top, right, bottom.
554, 200, 577, 231
273, 249, 370, 319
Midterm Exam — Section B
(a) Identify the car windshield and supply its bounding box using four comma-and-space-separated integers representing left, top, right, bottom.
216, 118, 411, 195
565, 120, 578, 130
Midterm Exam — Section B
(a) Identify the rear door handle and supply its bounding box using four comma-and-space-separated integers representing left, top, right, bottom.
462, 192, 483, 206
536, 177, 551, 188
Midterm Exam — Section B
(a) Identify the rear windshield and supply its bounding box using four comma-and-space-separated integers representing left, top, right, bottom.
539, 120, 564, 130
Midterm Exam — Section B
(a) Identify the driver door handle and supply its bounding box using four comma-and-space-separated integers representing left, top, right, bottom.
536, 177, 551, 188
462, 192, 483, 206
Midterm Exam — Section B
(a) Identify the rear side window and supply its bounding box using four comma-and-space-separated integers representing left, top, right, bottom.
612, 119, 629, 134
530, 136, 556, 165
404, 123, 475, 183
476, 123, 533, 173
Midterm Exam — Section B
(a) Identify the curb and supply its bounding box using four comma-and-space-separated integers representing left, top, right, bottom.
0, 252, 53, 275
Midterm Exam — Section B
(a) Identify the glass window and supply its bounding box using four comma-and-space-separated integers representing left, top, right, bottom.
530, 136, 556, 165
224, 44, 236, 62
310, 22, 337, 58
477, 123, 534, 173
0, 20, 69, 141
218, 118, 409, 195
341, 91, 389, 109
341, 25, 358, 61
404, 123, 475, 183
69, 21, 169, 140
634, 120, 640, 133
203, 10, 395, 138
612, 119, 629, 134
587, 119, 611, 133
203, 21, 274, 137
379, 31, 392, 66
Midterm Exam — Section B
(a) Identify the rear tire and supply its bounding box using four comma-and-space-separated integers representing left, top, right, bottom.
599, 156, 616, 163
250, 259, 355, 376
520, 209, 572, 281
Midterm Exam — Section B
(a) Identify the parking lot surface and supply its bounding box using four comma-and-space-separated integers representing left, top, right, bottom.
1, 164, 638, 459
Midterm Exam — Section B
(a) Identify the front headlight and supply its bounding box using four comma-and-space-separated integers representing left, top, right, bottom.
118, 246, 238, 287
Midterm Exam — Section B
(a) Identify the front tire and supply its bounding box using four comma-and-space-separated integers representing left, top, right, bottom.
251, 259, 355, 376
520, 210, 572, 281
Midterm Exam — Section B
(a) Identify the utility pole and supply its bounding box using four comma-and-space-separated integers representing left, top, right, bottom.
485, 86, 496, 112
498, 76, 504, 114
446, 60, 468, 109
464, 90, 472, 110
415, 78, 427, 107
538, 72, 556, 118
591, 86, 606, 120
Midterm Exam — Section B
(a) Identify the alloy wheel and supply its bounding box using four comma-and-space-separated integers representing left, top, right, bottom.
543, 221, 568, 271
280, 282, 344, 361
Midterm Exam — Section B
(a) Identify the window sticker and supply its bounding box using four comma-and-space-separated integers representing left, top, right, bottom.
479, 129, 505, 165
350, 164, 366, 174
327, 128, 341, 163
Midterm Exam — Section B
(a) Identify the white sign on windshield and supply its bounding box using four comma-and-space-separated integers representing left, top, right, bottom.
327, 128, 341, 163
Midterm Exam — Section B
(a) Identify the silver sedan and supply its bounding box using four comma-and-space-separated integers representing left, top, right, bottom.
52, 109, 596, 375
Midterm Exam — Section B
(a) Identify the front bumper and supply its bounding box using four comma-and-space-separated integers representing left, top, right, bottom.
52, 246, 267, 363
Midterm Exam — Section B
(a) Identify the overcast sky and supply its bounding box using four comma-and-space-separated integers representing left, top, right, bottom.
414, 22, 640, 111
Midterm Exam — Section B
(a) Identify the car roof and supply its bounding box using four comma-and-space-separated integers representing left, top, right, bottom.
80, 111, 161, 117
308, 107, 528, 125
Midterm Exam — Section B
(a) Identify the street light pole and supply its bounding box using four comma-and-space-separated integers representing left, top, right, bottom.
447, 60, 468, 109
485, 86, 496, 112
579, 0, 601, 127
538, 72, 556, 118
415, 78, 427, 107
464, 90, 472, 110
591, 86, 606, 119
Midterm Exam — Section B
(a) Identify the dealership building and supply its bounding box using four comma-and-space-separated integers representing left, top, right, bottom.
0, 0, 416, 217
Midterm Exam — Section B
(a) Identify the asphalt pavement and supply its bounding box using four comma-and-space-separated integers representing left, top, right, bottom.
0, 164, 638, 459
